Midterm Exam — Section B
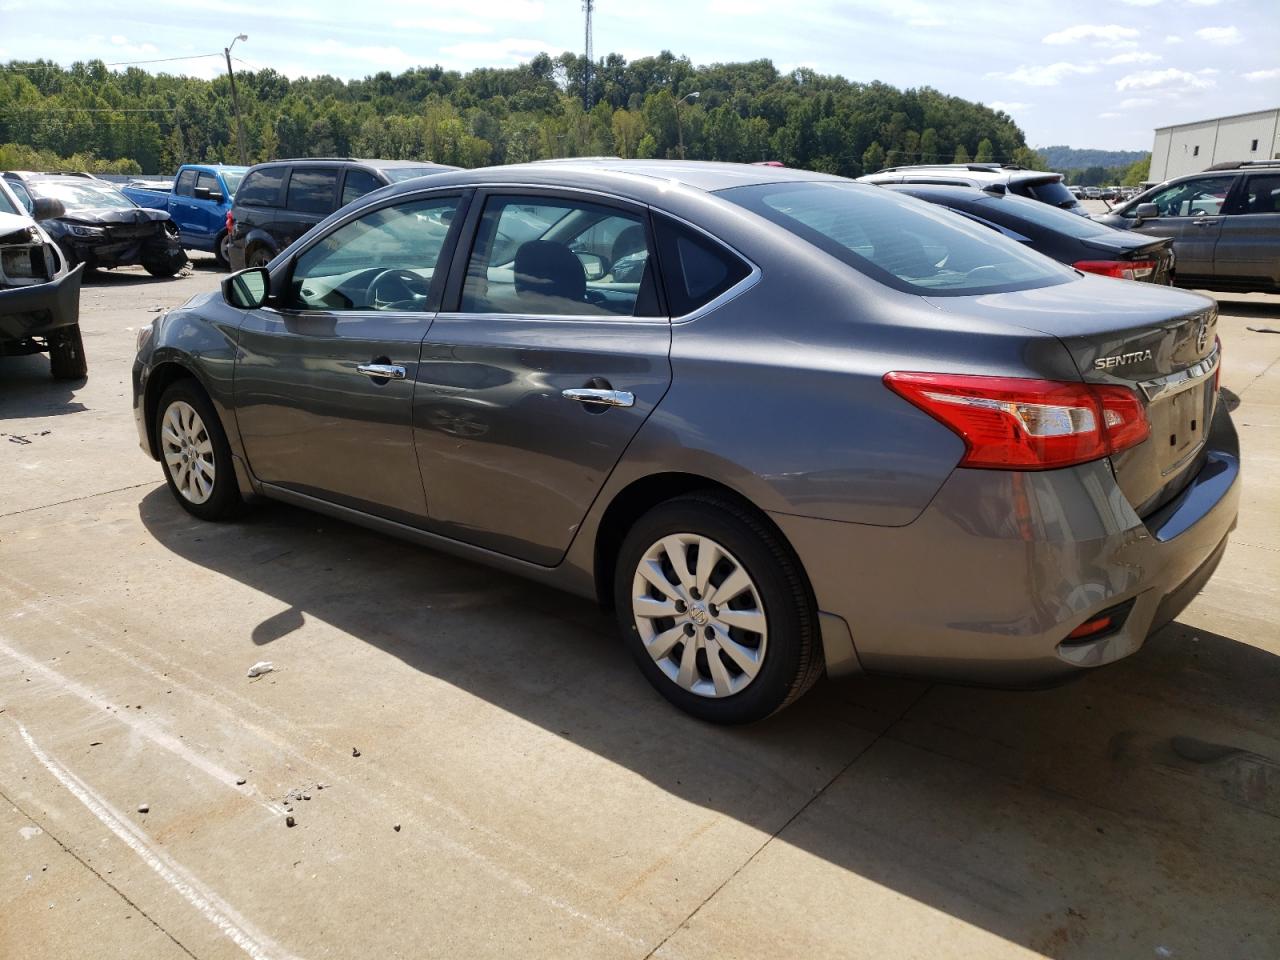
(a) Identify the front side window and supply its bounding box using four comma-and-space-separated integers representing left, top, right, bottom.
460, 195, 659, 317
289, 197, 459, 311
286, 168, 338, 215
195, 171, 220, 195
721, 180, 1071, 296
342, 169, 383, 207
175, 169, 197, 197
7, 179, 34, 213
1145, 175, 1236, 218
237, 167, 286, 207
1232, 175, 1280, 215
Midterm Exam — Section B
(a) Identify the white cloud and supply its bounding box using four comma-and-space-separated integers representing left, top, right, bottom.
1116, 68, 1216, 92
1186, 0, 1225, 5
306, 39, 423, 72
390, 17, 494, 34
989, 101, 1030, 113
1119, 0, 1159, 5
1243, 67, 1280, 82
709, 0, 768, 13
1195, 26, 1241, 45
992, 62, 1099, 86
1100, 112, 1122, 118
437, 38, 550, 68
1164, 34, 1183, 43
1042, 24, 1139, 47
1105, 51, 1161, 65
1119, 97, 1157, 109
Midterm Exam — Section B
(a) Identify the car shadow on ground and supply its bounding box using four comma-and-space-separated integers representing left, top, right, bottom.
0, 353, 86, 417
80, 267, 190, 287
137, 489, 1280, 956
1211, 296, 1280, 321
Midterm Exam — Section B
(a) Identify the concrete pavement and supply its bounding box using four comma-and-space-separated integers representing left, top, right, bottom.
2, 256, 1278, 959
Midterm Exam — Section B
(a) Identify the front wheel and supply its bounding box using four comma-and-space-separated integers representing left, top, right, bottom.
613, 494, 823, 724
49, 324, 87, 379
155, 380, 242, 521
143, 249, 188, 278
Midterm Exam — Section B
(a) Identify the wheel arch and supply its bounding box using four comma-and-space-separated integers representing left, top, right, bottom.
142, 361, 203, 459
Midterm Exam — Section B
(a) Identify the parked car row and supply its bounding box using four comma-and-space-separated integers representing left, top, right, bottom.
133, 159, 1238, 724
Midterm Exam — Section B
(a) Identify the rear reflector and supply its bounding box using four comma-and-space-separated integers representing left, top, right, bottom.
1062, 599, 1135, 644
1067, 615, 1113, 639
1073, 259, 1156, 281
884, 372, 1150, 470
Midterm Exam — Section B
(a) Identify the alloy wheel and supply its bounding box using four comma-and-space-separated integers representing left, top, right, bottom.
631, 533, 768, 698
161, 400, 216, 504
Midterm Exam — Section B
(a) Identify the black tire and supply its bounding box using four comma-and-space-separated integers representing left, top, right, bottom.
155, 379, 242, 521
214, 230, 231, 270
246, 245, 273, 269
143, 249, 188, 278
613, 493, 823, 724
49, 324, 87, 380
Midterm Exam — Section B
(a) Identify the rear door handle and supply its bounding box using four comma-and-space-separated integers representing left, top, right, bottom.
356, 363, 406, 380
562, 388, 635, 408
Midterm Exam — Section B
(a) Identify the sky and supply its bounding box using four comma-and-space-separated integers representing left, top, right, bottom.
1, 0, 1278, 151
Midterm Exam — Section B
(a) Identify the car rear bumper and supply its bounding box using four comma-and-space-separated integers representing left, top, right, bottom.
0, 264, 84, 342
772, 400, 1240, 683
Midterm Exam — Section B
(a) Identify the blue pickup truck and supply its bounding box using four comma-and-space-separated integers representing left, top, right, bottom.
123, 164, 246, 268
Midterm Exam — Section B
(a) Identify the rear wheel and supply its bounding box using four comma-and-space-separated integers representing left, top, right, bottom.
613, 494, 822, 724
155, 380, 241, 521
214, 230, 231, 270
49, 324, 87, 380
246, 245, 273, 268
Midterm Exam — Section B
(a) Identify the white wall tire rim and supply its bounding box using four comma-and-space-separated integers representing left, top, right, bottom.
631, 533, 768, 699
161, 401, 216, 505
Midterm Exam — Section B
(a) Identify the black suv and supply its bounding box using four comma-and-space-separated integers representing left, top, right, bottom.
857, 163, 1089, 216
227, 158, 457, 270
1094, 160, 1280, 294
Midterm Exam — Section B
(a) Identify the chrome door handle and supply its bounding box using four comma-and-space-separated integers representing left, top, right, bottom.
356, 363, 406, 380
1192, 217, 1219, 225
562, 387, 635, 408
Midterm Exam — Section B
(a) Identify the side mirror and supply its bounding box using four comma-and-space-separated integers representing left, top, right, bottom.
32, 197, 65, 221
576, 252, 606, 281
222, 267, 270, 309
1132, 202, 1159, 225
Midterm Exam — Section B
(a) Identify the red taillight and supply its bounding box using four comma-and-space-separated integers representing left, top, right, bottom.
883, 372, 1150, 470
225, 210, 234, 234
1073, 259, 1156, 281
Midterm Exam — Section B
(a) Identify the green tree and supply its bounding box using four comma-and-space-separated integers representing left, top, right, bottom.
974, 137, 995, 163
1121, 156, 1151, 186
861, 140, 886, 173
1010, 146, 1045, 168
953, 144, 971, 163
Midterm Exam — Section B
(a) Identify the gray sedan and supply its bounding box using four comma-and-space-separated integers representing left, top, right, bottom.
132, 160, 1239, 723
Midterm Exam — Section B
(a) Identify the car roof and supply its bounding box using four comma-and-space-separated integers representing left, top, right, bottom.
861, 164, 1061, 185
247, 157, 457, 170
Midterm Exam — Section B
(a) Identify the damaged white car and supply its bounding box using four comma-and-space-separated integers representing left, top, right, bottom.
0, 178, 86, 379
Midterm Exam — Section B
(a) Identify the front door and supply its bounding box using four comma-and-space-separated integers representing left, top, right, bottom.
234, 192, 465, 523
1214, 172, 1280, 288
414, 191, 671, 565
1135, 173, 1239, 278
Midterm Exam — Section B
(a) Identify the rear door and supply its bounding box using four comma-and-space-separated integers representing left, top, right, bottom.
1213, 172, 1280, 288
1133, 173, 1240, 278
234, 191, 467, 523
169, 168, 201, 242
414, 189, 671, 565
278, 166, 339, 249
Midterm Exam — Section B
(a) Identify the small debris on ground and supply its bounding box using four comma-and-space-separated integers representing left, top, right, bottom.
351, 748, 361, 758
285, 815, 296, 828
137, 804, 149, 814
246, 661, 274, 678
393, 823, 401, 832
235, 777, 246, 786
89, 741, 102, 747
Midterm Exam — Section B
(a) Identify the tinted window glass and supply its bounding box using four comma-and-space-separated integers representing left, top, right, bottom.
286, 168, 337, 215
175, 169, 197, 197
290, 197, 459, 311
722, 181, 1071, 296
971, 194, 1115, 239
195, 171, 220, 195
654, 216, 751, 315
461, 196, 658, 317
342, 169, 383, 206
1020, 179, 1080, 210
1234, 175, 1280, 215
0, 184, 17, 215
1144, 175, 1236, 218
237, 167, 285, 207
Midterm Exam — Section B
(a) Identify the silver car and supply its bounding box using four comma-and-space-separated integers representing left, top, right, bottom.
132, 161, 1239, 723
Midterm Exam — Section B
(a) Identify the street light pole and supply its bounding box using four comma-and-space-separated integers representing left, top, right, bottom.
675, 91, 699, 160
224, 34, 249, 166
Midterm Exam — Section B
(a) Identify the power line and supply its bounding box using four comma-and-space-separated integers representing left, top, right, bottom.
103, 54, 223, 67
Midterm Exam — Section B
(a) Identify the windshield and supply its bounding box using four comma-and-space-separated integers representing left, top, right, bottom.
220, 170, 244, 195
382, 167, 445, 183
0, 185, 19, 216
973, 193, 1117, 239
721, 180, 1072, 296
31, 181, 136, 211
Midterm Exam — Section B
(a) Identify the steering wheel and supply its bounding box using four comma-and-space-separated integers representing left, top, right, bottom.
365, 269, 429, 309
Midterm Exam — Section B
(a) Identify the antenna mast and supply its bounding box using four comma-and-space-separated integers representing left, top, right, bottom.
582, 0, 594, 109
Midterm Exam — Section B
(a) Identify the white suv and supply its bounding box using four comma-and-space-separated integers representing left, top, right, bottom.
858, 163, 1089, 216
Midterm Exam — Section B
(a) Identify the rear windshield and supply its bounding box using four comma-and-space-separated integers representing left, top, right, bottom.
720, 181, 1072, 296
972, 193, 1115, 239
382, 167, 445, 183
1020, 178, 1080, 210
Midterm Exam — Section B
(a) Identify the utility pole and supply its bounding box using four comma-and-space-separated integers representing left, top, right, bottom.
225, 34, 249, 166
582, 0, 594, 110
675, 91, 699, 160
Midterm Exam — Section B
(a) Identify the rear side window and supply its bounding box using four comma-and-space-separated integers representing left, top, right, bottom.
721, 180, 1071, 296
653, 216, 751, 315
237, 167, 286, 207
1233, 175, 1280, 215
286, 168, 338, 215
1018, 179, 1079, 210
342, 169, 383, 206
195, 171, 220, 195
175, 169, 196, 197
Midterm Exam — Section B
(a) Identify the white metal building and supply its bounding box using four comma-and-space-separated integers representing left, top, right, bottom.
1150, 108, 1280, 181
